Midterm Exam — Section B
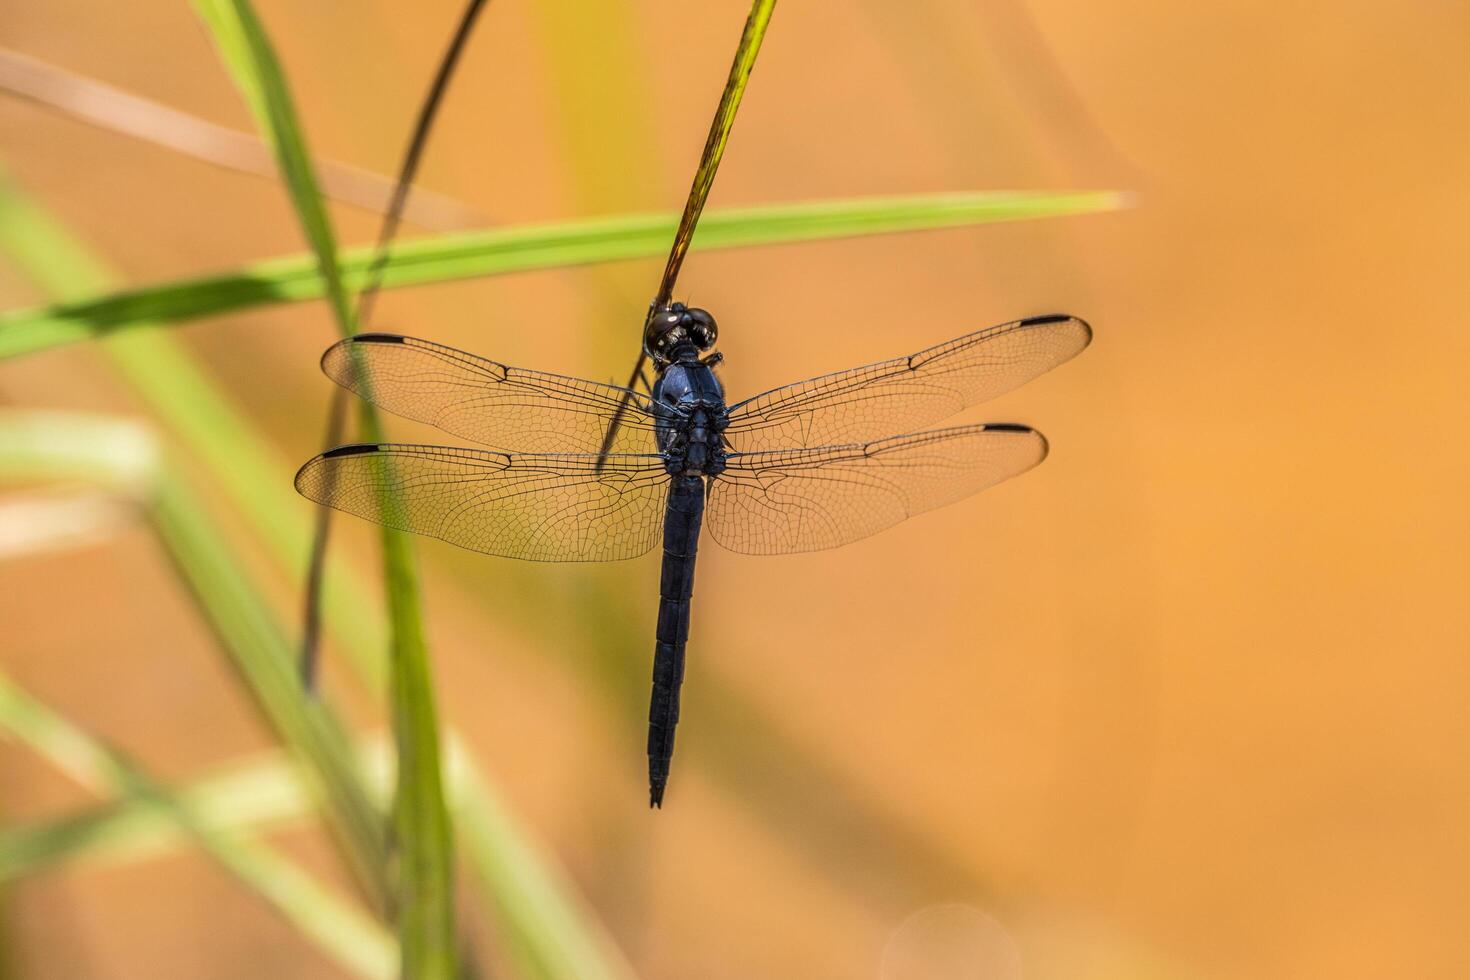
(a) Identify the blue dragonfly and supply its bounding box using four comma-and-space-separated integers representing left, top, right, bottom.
296, 306, 1090, 805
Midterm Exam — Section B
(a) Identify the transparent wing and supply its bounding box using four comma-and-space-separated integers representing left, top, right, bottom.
705, 424, 1047, 555
322, 333, 663, 454
724, 314, 1090, 451
294, 443, 669, 562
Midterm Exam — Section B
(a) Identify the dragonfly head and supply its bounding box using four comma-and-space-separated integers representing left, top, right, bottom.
645, 302, 718, 365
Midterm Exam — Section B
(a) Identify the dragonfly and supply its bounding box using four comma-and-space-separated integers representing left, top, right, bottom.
294, 306, 1091, 806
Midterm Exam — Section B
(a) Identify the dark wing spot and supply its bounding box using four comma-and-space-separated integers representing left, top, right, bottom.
982, 423, 1034, 433
1018, 313, 1074, 327
321, 443, 384, 458
351, 333, 408, 344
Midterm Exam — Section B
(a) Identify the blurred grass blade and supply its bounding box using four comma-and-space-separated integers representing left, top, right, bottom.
0, 409, 156, 490
0, 739, 397, 879
453, 749, 637, 980
0, 407, 392, 910
0, 736, 639, 980
189, 3, 457, 973
150, 462, 396, 904
0, 190, 1127, 358
0, 48, 481, 230
0, 174, 642, 978
0, 765, 321, 879
0, 490, 141, 559
0, 667, 396, 980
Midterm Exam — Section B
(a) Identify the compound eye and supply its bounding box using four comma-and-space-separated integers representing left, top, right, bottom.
685, 309, 718, 350
644, 310, 684, 357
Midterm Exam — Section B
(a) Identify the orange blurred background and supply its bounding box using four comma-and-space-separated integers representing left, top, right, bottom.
1, 1, 1467, 978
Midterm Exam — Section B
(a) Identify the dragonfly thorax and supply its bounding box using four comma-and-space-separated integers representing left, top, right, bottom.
652, 359, 728, 478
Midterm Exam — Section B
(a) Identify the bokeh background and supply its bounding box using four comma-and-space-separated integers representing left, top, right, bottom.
1, 1, 1467, 978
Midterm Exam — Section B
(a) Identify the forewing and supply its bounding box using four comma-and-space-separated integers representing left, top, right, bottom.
322, 333, 662, 453
295, 444, 668, 562
705, 424, 1047, 555
724, 314, 1090, 451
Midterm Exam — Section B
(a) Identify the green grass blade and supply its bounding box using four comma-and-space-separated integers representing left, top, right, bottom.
378, 516, 457, 978
188, 5, 456, 973
0, 667, 395, 980
0, 190, 1126, 358
0, 174, 641, 979
653, 0, 775, 305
